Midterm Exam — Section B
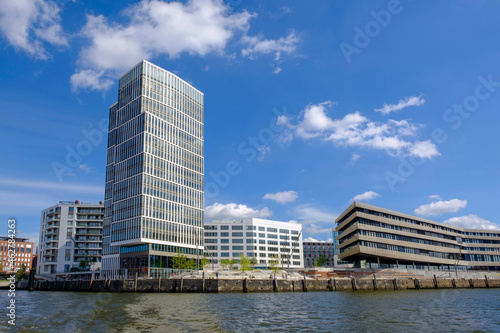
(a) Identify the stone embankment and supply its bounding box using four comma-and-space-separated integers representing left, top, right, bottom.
29, 276, 500, 293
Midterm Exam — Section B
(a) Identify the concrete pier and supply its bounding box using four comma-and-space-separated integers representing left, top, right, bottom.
28, 277, 500, 293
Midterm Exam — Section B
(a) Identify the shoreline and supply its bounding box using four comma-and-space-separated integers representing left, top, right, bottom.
22, 276, 500, 293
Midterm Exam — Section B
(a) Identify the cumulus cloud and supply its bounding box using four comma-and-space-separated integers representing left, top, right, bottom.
205, 202, 272, 220
0, 0, 68, 59
241, 31, 299, 58
279, 101, 440, 159
71, 0, 300, 91
263, 190, 298, 204
374, 95, 425, 115
443, 214, 500, 230
414, 199, 467, 216
351, 191, 380, 202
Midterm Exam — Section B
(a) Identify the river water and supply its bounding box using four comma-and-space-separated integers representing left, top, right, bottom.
1, 288, 499, 332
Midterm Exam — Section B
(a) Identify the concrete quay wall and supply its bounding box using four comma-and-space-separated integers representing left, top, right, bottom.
30, 277, 500, 293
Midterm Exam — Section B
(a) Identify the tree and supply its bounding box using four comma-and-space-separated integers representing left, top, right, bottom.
250, 257, 258, 267
220, 259, 231, 270
185, 259, 196, 270
239, 254, 252, 275
314, 254, 329, 267
230, 259, 238, 270
268, 255, 281, 278
172, 250, 188, 272
16, 264, 27, 281
200, 257, 210, 270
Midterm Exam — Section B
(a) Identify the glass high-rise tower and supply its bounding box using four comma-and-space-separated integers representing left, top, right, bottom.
102, 60, 204, 277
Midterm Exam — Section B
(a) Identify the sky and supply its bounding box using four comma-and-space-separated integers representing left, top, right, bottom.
1, 0, 500, 247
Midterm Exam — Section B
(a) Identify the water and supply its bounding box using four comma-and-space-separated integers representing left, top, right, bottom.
1, 289, 499, 332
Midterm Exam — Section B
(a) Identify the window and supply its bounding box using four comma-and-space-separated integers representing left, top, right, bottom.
221, 246, 229, 250
206, 246, 218, 250
268, 234, 278, 239
232, 226, 243, 230
279, 229, 289, 234
258, 226, 265, 231
259, 233, 265, 238
246, 232, 255, 237
259, 246, 266, 251
232, 246, 243, 250
221, 232, 229, 237
221, 226, 229, 230
291, 230, 299, 235
220, 239, 229, 243
268, 240, 278, 245
204, 232, 217, 237
246, 246, 255, 250
267, 227, 277, 233
205, 225, 217, 230
233, 239, 243, 244
221, 253, 229, 257
205, 239, 217, 243
232, 232, 243, 237
259, 240, 266, 244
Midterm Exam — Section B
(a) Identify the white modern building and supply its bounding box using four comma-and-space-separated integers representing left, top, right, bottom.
102, 60, 204, 277
38, 201, 104, 276
204, 218, 304, 269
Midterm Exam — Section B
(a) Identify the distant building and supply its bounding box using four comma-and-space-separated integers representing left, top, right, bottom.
38, 201, 104, 276
204, 218, 303, 269
102, 60, 204, 277
0, 237, 35, 273
303, 241, 335, 267
336, 201, 500, 270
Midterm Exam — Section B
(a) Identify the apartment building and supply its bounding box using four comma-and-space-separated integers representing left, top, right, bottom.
38, 201, 104, 276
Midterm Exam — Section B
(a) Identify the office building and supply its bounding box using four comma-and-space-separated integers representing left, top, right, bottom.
38, 201, 104, 276
102, 60, 204, 277
204, 218, 303, 269
336, 201, 500, 270
303, 241, 335, 268
0, 237, 35, 273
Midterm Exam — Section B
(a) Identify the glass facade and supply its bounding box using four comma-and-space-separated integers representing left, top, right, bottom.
102, 60, 204, 276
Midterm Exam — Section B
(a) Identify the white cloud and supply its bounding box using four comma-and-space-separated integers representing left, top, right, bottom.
257, 145, 271, 161
70, 69, 114, 92
293, 205, 336, 223
241, 31, 299, 58
374, 95, 425, 115
303, 237, 319, 242
281, 101, 440, 159
351, 191, 380, 202
205, 202, 272, 220
78, 164, 91, 173
263, 190, 298, 204
414, 199, 467, 216
72, 0, 255, 91
281, 6, 292, 14
0, 0, 67, 59
351, 153, 361, 162
428, 194, 442, 200
409, 140, 441, 159
17, 231, 40, 249
72, 0, 299, 90
443, 215, 500, 230
303, 237, 333, 243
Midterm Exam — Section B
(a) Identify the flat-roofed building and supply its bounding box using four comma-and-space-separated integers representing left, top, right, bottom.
336, 202, 500, 270
0, 237, 35, 273
204, 218, 303, 269
38, 201, 104, 276
303, 241, 335, 267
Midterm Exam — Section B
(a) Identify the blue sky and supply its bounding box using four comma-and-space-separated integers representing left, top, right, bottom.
1, 0, 499, 246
